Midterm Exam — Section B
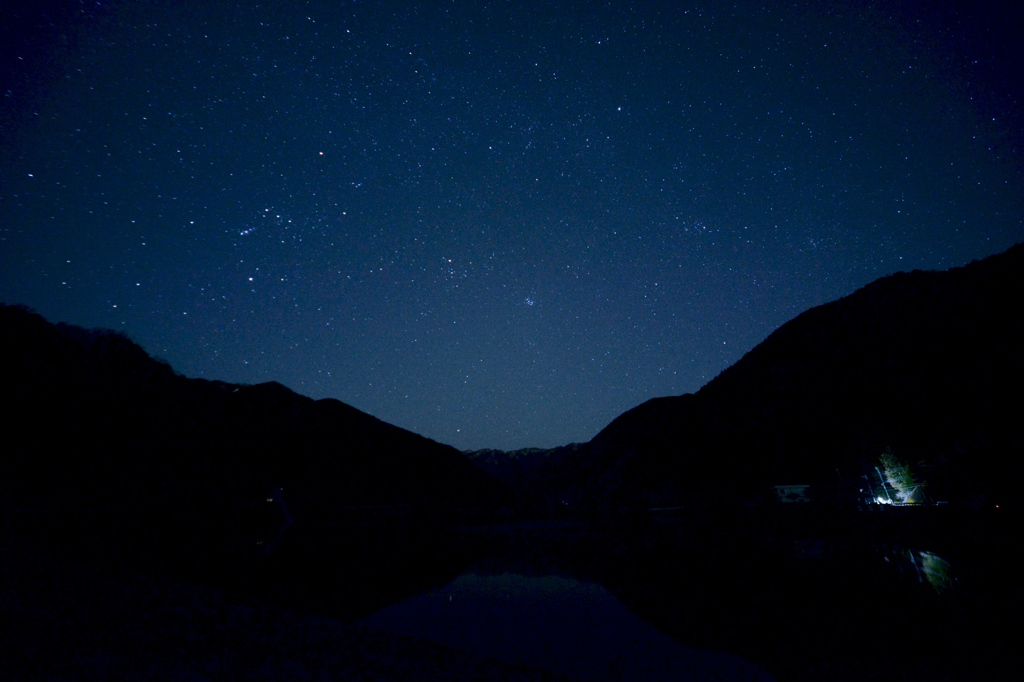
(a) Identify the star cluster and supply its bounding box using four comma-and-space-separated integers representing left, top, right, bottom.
2, 0, 1022, 449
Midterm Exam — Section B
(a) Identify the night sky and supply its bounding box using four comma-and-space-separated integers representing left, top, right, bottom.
2, 1, 1022, 450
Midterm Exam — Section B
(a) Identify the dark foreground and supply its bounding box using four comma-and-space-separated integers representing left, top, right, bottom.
0, 546, 567, 682
2, 502, 1020, 681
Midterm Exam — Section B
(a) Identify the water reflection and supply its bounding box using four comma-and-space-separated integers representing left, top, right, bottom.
905, 549, 955, 592
359, 571, 772, 681
916, 551, 954, 591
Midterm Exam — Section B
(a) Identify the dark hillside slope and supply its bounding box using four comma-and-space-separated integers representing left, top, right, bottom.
0, 304, 507, 608
582, 243, 1024, 508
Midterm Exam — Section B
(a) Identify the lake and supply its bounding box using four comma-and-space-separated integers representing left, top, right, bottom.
359, 570, 774, 681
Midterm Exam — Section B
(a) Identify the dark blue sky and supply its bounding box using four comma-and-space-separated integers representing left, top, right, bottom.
2, 0, 1022, 450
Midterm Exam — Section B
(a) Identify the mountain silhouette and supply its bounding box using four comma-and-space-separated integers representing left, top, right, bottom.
463, 243, 1024, 515
3, 241, 1024, 679
562, 242, 1024, 510
0, 303, 508, 611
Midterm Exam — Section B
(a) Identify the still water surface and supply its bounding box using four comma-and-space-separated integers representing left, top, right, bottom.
360, 571, 772, 681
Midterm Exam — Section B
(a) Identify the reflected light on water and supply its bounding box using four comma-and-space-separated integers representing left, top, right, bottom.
359, 572, 773, 681
914, 551, 954, 592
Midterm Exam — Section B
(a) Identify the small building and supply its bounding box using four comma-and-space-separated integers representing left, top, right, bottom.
772, 484, 812, 504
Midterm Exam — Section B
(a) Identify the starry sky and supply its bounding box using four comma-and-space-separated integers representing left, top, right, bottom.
2, 0, 1022, 450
